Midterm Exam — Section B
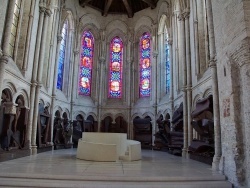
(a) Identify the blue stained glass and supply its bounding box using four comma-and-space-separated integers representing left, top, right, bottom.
57, 20, 68, 90
109, 37, 123, 98
111, 72, 121, 80
166, 43, 170, 93
139, 32, 151, 97
79, 31, 94, 96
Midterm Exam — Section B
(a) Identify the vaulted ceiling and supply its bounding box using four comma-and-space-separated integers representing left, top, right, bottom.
79, 0, 159, 18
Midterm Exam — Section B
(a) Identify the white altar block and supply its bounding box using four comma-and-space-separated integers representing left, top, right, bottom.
76, 132, 141, 162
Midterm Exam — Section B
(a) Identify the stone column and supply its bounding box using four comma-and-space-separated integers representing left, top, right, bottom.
206, 0, 221, 170
97, 57, 105, 132
238, 61, 250, 183
70, 50, 79, 121
0, 55, 8, 93
151, 120, 156, 148
178, 13, 188, 158
0, 0, 16, 94
184, 10, 193, 147
31, 7, 51, 154
28, 3, 46, 150
153, 51, 158, 148
50, 35, 63, 143
22, 0, 37, 71
126, 59, 132, 138
49, 2, 62, 143
192, 0, 200, 75
168, 38, 174, 118
152, 24, 158, 104
158, 32, 164, 97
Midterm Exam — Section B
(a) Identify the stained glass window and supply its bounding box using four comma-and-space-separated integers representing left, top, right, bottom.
79, 31, 94, 96
57, 19, 68, 90
139, 32, 151, 97
166, 43, 170, 93
108, 37, 123, 98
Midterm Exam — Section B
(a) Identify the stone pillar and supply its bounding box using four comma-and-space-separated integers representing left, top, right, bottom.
0, 55, 8, 93
49, 1, 62, 143
31, 6, 51, 154
151, 120, 156, 148
191, 0, 200, 75
238, 62, 250, 184
184, 10, 193, 147
206, 0, 221, 170
22, 0, 37, 71
209, 59, 221, 170
158, 32, 164, 98
0, 0, 16, 94
168, 38, 174, 116
2, 0, 15, 55
28, 3, 46, 150
70, 50, 79, 120
50, 35, 63, 143
178, 13, 188, 158
97, 57, 105, 132
127, 59, 132, 138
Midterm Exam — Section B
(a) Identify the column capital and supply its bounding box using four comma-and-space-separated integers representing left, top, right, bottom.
177, 13, 184, 21
153, 51, 158, 58
0, 54, 9, 64
167, 38, 173, 45
209, 58, 217, 68
127, 60, 133, 65
183, 9, 190, 19
74, 50, 79, 55
39, 2, 46, 13
57, 35, 63, 43
99, 56, 106, 63
45, 9, 52, 17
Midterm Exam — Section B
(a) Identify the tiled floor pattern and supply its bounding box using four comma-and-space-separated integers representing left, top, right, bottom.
0, 149, 232, 188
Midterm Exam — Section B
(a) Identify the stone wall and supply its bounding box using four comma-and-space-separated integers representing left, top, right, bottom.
212, 0, 250, 187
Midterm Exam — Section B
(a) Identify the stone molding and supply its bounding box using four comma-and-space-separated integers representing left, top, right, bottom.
230, 38, 250, 68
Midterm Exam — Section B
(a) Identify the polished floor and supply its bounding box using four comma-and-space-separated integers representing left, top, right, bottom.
0, 148, 232, 188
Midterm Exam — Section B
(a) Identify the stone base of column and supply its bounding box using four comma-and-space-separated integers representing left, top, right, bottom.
31, 145, 37, 155
23, 140, 31, 150
212, 155, 221, 171
182, 148, 188, 158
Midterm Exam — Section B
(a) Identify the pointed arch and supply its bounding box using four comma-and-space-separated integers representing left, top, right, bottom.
158, 14, 171, 96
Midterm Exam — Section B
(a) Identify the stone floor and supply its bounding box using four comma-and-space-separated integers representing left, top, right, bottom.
0, 148, 232, 188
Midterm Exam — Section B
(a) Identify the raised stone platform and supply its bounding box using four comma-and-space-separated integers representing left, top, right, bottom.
0, 148, 232, 188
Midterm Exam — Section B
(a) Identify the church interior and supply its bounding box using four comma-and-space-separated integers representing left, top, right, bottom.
0, 0, 249, 187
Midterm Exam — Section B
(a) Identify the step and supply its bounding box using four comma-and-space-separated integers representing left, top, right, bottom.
0, 173, 232, 188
